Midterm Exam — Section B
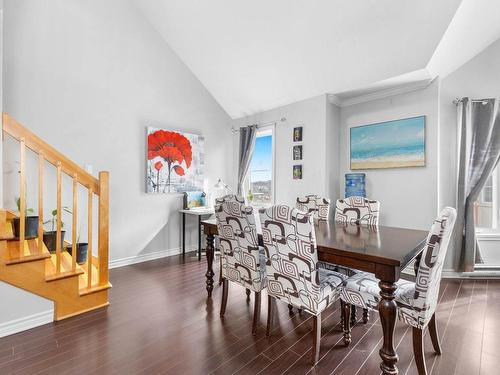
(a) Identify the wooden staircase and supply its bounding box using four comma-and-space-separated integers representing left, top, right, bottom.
0, 113, 111, 321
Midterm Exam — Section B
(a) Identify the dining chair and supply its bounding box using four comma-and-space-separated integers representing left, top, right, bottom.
335, 196, 380, 226
296, 194, 331, 220
340, 207, 457, 375
259, 205, 347, 365
215, 195, 267, 335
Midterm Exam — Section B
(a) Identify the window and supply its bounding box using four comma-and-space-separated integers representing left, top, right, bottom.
244, 127, 274, 207
475, 168, 498, 231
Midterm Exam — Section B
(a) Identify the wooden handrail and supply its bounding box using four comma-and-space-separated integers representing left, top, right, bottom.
3, 113, 99, 194
3, 113, 109, 289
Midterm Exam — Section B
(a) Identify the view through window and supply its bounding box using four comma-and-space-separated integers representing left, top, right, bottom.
245, 129, 273, 207
476, 169, 498, 231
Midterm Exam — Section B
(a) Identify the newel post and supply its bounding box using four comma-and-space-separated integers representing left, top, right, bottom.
98, 171, 109, 285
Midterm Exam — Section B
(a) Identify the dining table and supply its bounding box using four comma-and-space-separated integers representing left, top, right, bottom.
201, 217, 428, 375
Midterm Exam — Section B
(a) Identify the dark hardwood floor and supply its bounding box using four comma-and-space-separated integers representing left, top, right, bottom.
1, 254, 498, 374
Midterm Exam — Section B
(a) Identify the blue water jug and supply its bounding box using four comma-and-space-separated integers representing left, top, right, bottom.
345, 173, 366, 198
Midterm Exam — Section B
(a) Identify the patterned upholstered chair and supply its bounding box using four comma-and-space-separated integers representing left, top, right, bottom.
335, 196, 380, 226
322, 196, 380, 325
340, 207, 457, 375
215, 195, 267, 335
296, 194, 331, 220
259, 205, 347, 365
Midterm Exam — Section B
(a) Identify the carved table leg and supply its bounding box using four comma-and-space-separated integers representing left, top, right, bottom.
205, 233, 215, 297
378, 280, 398, 375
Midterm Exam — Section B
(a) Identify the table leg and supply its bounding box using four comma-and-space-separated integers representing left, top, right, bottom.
182, 213, 186, 257
378, 280, 398, 375
198, 216, 202, 261
205, 232, 215, 297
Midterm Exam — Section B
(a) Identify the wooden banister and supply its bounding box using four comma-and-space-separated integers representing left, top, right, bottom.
2, 113, 99, 193
3, 112, 109, 289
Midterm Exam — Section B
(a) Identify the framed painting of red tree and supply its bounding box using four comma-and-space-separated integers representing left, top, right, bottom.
147, 127, 205, 193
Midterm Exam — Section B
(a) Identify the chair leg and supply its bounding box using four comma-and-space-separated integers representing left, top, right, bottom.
246, 288, 251, 302
220, 279, 229, 317
350, 305, 357, 326
219, 257, 223, 285
363, 308, 369, 324
266, 295, 275, 337
342, 302, 351, 346
252, 291, 261, 336
311, 313, 321, 365
428, 313, 442, 354
412, 327, 428, 375
340, 300, 345, 326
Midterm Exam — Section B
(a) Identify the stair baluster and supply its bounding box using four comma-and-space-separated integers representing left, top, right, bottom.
38, 152, 44, 254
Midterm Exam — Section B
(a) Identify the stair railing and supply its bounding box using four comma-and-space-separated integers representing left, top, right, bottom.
2, 113, 109, 289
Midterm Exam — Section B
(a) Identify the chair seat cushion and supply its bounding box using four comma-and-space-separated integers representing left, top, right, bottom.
222, 246, 267, 292
340, 272, 424, 327
315, 268, 349, 314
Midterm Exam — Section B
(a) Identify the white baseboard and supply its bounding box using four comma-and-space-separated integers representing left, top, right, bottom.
109, 246, 198, 269
0, 310, 53, 338
442, 269, 500, 279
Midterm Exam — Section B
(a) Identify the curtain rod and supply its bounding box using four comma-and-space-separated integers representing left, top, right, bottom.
231, 117, 287, 134
452, 98, 496, 105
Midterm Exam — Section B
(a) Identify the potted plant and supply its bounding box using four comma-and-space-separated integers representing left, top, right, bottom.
42, 207, 71, 253
66, 229, 88, 265
12, 197, 39, 239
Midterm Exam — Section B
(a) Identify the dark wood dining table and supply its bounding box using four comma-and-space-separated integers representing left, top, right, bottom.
201, 218, 428, 375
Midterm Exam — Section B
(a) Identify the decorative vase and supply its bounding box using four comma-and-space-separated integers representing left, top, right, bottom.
13, 216, 39, 239
345, 173, 366, 198
67, 243, 88, 265
43, 231, 66, 253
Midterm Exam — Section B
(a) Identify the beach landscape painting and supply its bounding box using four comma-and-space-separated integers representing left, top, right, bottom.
350, 116, 425, 170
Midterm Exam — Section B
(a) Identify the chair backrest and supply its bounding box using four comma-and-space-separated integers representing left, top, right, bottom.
335, 196, 380, 226
259, 205, 324, 313
214, 195, 265, 292
410, 207, 457, 321
296, 194, 331, 220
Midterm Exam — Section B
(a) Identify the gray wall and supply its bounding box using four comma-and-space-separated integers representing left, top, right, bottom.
340, 81, 440, 230
232, 95, 336, 207
1, 0, 233, 332
440, 38, 500, 270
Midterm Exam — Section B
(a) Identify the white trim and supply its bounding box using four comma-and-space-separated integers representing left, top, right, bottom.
476, 233, 500, 241
0, 310, 53, 338
327, 79, 433, 107
442, 269, 500, 279
108, 246, 197, 269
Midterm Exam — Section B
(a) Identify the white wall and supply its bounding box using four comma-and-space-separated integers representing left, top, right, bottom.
340, 81, 440, 230
232, 95, 341, 207
1, 0, 232, 333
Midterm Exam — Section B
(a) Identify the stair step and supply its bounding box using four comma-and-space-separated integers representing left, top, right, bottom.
79, 282, 112, 296
45, 250, 85, 281
79, 260, 100, 291
4, 238, 51, 265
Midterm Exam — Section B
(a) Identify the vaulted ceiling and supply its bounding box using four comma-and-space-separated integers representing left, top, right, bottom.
132, 0, 500, 118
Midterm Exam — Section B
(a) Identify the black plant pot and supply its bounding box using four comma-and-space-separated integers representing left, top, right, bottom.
43, 231, 66, 253
13, 216, 39, 239
67, 243, 88, 265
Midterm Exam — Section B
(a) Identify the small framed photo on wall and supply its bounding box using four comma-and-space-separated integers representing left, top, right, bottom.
293, 145, 303, 160
293, 126, 303, 142
293, 164, 302, 180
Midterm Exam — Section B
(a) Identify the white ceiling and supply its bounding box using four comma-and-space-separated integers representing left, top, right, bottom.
132, 0, 473, 118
